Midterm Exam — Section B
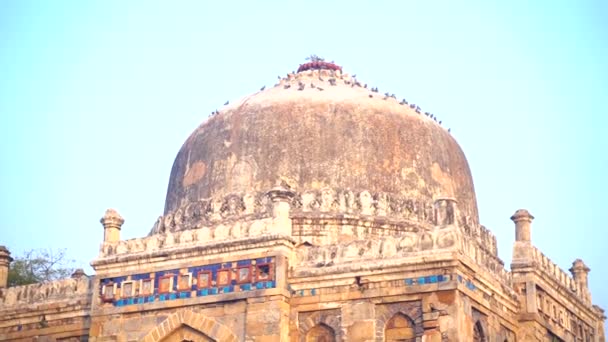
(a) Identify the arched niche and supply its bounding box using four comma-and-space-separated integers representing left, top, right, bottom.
384, 313, 416, 342
306, 323, 336, 342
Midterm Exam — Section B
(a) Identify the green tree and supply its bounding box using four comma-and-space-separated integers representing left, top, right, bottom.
7, 249, 75, 286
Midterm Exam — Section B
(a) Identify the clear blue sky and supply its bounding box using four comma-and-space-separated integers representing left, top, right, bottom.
1, 0, 607, 317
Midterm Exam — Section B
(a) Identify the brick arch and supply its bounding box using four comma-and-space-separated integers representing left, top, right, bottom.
376, 302, 423, 340
142, 309, 238, 342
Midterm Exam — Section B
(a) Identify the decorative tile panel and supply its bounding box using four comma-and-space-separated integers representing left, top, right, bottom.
100, 257, 276, 307
292, 273, 471, 297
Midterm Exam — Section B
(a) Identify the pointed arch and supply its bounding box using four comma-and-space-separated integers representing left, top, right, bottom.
306, 323, 336, 342
141, 309, 238, 342
384, 312, 416, 342
298, 309, 342, 342
375, 302, 423, 340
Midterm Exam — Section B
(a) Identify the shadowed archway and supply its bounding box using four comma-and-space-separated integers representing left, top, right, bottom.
473, 321, 486, 342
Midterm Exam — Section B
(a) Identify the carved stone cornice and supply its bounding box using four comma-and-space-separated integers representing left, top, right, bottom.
91, 233, 296, 269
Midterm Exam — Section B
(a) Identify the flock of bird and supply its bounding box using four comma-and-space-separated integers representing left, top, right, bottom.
210, 71, 451, 133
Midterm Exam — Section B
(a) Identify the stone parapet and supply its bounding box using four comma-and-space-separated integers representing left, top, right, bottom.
150, 191, 275, 235
0, 276, 91, 307
459, 220, 498, 257
296, 228, 462, 271
100, 216, 281, 258
0, 276, 92, 341
152, 188, 465, 236
92, 232, 295, 270
460, 234, 511, 288
530, 246, 588, 306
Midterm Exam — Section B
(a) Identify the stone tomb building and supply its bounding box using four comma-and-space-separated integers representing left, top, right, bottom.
0, 61, 605, 341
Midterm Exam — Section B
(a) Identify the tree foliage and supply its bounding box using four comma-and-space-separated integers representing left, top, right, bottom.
7, 249, 75, 286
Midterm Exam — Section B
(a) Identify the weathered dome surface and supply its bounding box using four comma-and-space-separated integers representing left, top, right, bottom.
164, 67, 479, 223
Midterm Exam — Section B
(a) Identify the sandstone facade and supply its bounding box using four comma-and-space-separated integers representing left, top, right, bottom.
0, 63, 604, 341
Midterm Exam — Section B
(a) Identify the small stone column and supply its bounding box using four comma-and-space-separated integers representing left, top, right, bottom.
267, 187, 295, 236
511, 209, 534, 243
570, 259, 591, 303
0, 246, 14, 288
100, 209, 124, 243
511, 209, 535, 271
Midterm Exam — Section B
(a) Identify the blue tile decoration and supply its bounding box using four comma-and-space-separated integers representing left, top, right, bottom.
101, 257, 276, 307
466, 280, 476, 291
403, 274, 452, 287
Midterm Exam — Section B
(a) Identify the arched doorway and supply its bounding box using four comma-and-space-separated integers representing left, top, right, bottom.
385, 313, 415, 342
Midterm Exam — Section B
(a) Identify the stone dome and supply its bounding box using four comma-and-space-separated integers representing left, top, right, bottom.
163, 64, 479, 223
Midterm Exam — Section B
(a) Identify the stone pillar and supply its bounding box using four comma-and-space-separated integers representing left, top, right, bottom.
100, 209, 124, 243
569, 259, 590, 288
511, 209, 534, 242
0, 246, 13, 288
511, 209, 534, 270
266, 187, 295, 236
570, 259, 591, 303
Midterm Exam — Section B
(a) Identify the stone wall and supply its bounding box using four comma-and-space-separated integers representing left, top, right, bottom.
0, 276, 92, 341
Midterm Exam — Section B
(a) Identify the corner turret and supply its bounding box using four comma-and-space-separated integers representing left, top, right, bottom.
0, 246, 13, 288
100, 209, 124, 243
511, 209, 534, 268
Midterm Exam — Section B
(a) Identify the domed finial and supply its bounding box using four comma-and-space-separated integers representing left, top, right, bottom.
71, 268, 87, 279
298, 55, 342, 73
